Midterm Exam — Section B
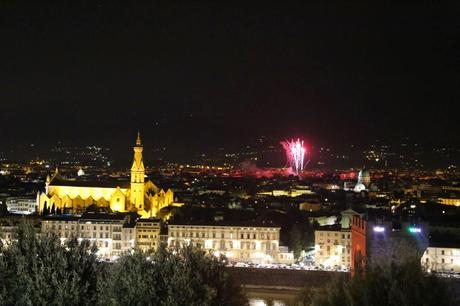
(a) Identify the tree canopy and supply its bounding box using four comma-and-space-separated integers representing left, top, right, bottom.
0, 222, 247, 306
99, 245, 247, 306
299, 260, 455, 306
0, 222, 99, 306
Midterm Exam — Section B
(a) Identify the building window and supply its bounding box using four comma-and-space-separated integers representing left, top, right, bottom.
442, 250, 445, 255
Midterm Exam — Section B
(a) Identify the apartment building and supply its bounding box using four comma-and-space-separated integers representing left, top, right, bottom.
168, 221, 293, 264
314, 226, 352, 269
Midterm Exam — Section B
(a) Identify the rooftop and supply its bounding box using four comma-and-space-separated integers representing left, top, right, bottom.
50, 177, 130, 189
168, 219, 279, 228
428, 241, 460, 249
42, 215, 81, 221
138, 218, 161, 223
315, 224, 344, 232
80, 212, 128, 221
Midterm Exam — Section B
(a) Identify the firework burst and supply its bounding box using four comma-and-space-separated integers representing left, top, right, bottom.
281, 139, 308, 174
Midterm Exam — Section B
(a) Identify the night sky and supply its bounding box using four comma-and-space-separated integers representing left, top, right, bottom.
1, 2, 459, 157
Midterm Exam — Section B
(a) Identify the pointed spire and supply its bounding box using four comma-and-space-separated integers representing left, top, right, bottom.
136, 131, 142, 146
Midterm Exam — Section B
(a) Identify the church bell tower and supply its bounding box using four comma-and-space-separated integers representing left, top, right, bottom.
130, 132, 145, 210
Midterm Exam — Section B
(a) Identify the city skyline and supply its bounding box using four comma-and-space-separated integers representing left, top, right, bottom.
1, 133, 459, 170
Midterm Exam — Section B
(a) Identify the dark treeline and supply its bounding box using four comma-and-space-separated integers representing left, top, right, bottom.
299, 260, 456, 306
0, 223, 248, 306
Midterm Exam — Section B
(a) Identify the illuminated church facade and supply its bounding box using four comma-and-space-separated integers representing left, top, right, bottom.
38, 133, 176, 218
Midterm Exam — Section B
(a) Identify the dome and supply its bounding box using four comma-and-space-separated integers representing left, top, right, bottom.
358, 169, 370, 178
357, 168, 371, 187
354, 183, 366, 193
77, 168, 85, 177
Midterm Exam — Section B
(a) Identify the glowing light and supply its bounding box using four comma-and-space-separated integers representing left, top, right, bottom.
250, 299, 267, 306
252, 252, 265, 259
408, 227, 421, 233
323, 255, 340, 267
205, 239, 213, 249
373, 226, 385, 232
281, 139, 308, 175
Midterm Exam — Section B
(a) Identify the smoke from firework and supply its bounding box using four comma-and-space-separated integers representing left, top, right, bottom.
281, 139, 307, 174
